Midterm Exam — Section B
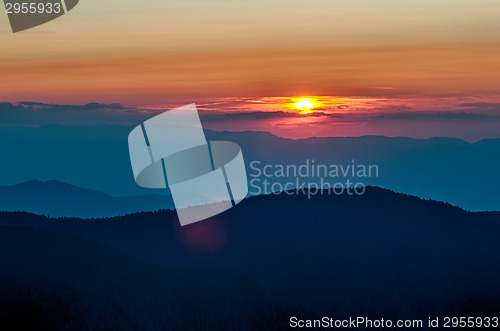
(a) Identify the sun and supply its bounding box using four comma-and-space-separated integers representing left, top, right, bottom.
278, 96, 326, 114
295, 99, 315, 113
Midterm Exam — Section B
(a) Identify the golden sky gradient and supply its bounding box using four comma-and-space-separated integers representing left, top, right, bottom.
1, 0, 500, 104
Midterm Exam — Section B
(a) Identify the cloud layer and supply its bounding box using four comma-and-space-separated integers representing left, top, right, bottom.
1, 98, 500, 142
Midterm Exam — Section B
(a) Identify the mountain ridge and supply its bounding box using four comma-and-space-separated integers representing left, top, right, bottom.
0, 179, 173, 218
1, 186, 500, 328
1, 125, 499, 210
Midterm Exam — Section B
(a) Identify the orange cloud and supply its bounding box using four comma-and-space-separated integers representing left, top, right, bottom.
1, 42, 500, 104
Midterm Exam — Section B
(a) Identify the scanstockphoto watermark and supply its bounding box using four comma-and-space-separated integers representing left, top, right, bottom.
249, 159, 379, 198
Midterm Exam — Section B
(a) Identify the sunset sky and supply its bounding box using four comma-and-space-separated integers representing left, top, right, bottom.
1, 0, 500, 139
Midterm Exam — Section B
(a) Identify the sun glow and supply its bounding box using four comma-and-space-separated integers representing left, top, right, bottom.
276, 96, 349, 115
295, 99, 315, 114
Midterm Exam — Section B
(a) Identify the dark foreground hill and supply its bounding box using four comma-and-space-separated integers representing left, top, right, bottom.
0, 187, 500, 330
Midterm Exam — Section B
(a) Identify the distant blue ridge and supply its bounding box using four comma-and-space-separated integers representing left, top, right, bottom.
0, 125, 499, 211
